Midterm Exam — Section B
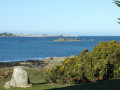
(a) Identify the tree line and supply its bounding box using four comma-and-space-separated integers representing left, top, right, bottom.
0, 32, 15, 36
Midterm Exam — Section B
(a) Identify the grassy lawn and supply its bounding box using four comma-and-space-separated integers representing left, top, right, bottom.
0, 68, 120, 90
0, 68, 66, 90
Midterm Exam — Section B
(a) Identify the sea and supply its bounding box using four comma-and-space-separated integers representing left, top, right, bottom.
0, 36, 119, 62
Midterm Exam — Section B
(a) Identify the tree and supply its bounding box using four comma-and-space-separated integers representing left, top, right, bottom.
114, 0, 120, 7
114, 0, 120, 24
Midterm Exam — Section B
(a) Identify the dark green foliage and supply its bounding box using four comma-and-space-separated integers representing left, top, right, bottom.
46, 41, 120, 84
0, 32, 14, 36
114, 0, 120, 23
114, 0, 120, 7
117, 18, 120, 24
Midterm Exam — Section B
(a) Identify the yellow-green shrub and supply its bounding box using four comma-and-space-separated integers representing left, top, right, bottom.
46, 41, 120, 84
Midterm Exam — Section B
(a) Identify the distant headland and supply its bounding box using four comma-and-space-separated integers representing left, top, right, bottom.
0, 32, 80, 37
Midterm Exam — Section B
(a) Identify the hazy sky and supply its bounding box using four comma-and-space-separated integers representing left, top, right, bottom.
0, 0, 120, 36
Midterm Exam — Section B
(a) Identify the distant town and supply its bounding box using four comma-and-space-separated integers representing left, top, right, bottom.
0, 32, 80, 37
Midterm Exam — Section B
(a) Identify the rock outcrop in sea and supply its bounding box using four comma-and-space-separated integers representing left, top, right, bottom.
52, 38, 80, 41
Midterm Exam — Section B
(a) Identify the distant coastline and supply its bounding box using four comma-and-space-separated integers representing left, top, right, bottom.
0, 32, 80, 37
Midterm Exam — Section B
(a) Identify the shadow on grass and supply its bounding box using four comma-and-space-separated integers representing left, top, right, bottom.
48, 79, 120, 90
32, 82, 47, 85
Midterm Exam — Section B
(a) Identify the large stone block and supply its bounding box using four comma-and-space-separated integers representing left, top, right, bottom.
4, 67, 31, 89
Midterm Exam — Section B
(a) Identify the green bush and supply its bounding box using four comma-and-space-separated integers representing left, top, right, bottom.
46, 40, 120, 84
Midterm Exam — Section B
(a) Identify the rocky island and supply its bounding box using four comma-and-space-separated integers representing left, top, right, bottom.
52, 38, 80, 41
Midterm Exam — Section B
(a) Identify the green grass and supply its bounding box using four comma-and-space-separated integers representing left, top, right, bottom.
0, 68, 120, 90
0, 68, 65, 90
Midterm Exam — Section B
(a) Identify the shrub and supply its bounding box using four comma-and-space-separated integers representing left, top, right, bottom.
0, 68, 13, 78
46, 41, 120, 84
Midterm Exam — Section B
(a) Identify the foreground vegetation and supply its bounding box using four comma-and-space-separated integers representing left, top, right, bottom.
0, 68, 66, 90
46, 41, 120, 84
0, 68, 120, 90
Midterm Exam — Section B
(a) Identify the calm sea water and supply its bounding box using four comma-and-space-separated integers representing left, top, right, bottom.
0, 36, 119, 62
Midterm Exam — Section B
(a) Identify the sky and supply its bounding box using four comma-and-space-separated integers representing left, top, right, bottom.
0, 0, 120, 36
